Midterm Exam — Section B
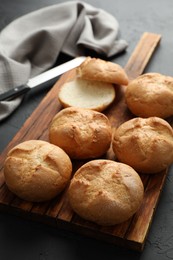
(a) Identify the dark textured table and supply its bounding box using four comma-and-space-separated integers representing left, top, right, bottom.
0, 0, 173, 259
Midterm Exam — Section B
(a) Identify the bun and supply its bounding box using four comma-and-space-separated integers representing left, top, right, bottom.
58, 78, 115, 112
125, 73, 173, 118
112, 117, 173, 173
68, 159, 144, 226
49, 107, 112, 159
4, 140, 72, 202
76, 56, 129, 85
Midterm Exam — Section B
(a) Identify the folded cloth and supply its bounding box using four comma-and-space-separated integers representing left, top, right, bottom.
0, 1, 128, 121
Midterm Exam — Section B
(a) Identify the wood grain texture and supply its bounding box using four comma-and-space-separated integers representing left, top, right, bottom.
0, 32, 165, 251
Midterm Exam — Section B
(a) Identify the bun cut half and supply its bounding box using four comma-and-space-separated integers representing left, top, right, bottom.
76, 56, 129, 85
58, 78, 116, 112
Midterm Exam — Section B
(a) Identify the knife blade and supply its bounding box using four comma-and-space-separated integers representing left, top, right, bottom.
0, 56, 86, 101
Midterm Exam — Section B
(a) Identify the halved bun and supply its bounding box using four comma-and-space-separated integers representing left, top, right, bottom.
76, 56, 129, 85
58, 78, 115, 112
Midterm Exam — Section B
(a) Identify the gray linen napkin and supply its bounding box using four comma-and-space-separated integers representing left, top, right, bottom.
0, 1, 128, 121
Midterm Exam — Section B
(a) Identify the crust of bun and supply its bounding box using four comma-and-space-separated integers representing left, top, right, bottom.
112, 117, 173, 173
68, 159, 144, 226
125, 73, 173, 118
4, 140, 72, 202
49, 107, 112, 159
76, 57, 129, 85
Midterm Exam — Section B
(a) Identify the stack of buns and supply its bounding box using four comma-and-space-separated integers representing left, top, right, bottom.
3, 57, 173, 227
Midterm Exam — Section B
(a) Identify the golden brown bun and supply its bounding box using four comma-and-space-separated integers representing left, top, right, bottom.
68, 159, 144, 226
125, 73, 173, 118
4, 140, 72, 202
76, 56, 129, 85
49, 107, 112, 159
112, 117, 173, 173
58, 78, 116, 112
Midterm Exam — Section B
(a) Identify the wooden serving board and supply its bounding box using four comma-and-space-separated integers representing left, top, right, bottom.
0, 32, 167, 251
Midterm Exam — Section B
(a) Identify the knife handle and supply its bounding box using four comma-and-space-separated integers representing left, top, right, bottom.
0, 85, 30, 101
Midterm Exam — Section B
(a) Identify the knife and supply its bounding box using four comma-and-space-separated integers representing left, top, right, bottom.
0, 56, 86, 101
